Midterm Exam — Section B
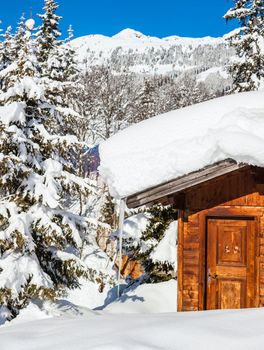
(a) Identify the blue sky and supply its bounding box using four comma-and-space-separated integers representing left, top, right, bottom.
1, 0, 238, 39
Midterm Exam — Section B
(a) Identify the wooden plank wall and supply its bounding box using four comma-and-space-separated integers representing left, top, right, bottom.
177, 167, 264, 311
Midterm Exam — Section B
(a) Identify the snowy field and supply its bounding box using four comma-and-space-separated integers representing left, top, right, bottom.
1, 281, 262, 350
1, 307, 264, 350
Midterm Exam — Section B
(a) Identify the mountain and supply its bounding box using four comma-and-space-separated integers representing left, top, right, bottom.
72, 28, 234, 91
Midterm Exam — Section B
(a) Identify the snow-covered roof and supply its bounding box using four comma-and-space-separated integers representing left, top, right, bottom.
99, 91, 264, 199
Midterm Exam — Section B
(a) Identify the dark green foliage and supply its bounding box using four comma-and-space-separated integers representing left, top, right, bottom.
100, 189, 116, 229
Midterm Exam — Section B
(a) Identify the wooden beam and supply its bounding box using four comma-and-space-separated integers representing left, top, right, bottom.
127, 160, 247, 208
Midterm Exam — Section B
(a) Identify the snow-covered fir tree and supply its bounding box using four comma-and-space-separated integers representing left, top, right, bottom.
1, 26, 14, 71
0, 21, 4, 71
121, 206, 178, 283
37, 3, 82, 137
62, 26, 81, 113
135, 78, 157, 122
0, 19, 97, 319
64, 26, 79, 80
12, 14, 26, 61
37, 0, 61, 64
224, 0, 264, 91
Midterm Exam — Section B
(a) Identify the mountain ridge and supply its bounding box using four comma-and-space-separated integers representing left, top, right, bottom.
72, 28, 233, 92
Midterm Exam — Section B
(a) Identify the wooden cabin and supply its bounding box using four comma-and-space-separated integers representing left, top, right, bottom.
126, 159, 264, 312
99, 91, 264, 312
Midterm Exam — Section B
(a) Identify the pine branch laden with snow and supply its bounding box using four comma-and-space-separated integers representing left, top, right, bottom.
0, 5, 100, 320
117, 206, 178, 283
224, 0, 264, 92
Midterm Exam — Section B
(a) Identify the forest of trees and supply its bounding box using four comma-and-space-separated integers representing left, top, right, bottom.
73, 66, 225, 143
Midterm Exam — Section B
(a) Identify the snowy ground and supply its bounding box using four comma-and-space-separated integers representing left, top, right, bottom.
0, 280, 177, 326
104, 280, 177, 313
1, 307, 264, 350
1, 280, 263, 349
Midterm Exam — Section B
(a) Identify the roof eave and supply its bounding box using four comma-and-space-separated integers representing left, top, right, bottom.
126, 159, 248, 208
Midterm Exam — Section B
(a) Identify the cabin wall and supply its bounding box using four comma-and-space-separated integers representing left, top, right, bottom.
177, 167, 264, 312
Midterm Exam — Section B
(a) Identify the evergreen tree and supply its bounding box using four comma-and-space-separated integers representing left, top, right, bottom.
0, 21, 96, 319
99, 189, 117, 230
12, 14, 26, 61
135, 78, 157, 122
64, 25, 79, 83
36, 2, 83, 138
224, 0, 264, 91
1, 26, 14, 70
36, 0, 61, 64
0, 26, 16, 93
122, 205, 178, 283
0, 21, 4, 71
62, 25, 80, 112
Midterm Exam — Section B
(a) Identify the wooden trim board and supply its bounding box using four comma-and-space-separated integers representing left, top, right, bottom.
127, 160, 246, 208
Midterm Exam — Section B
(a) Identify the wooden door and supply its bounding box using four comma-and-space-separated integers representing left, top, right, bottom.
206, 218, 255, 310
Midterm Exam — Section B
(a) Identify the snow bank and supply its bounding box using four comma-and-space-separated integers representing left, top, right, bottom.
100, 91, 264, 198
2, 307, 264, 349
105, 280, 177, 314
1, 300, 96, 327
66, 278, 110, 309
4, 303, 51, 327
66, 242, 116, 309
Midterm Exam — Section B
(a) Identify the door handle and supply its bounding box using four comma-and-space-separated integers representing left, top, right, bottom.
207, 268, 218, 283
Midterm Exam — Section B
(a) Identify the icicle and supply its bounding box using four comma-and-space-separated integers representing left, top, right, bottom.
117, 198, 126, 298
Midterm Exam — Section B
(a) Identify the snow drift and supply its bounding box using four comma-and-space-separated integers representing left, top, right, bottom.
2, 307, 264, 350
104, 280, 177, 314
100, 91, 264, 198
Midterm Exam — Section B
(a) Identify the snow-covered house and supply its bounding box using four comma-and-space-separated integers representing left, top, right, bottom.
99, 91, 264, 312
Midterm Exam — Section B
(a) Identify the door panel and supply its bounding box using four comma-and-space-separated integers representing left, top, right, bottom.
218, 279, 246, 309
206, 218, 255, 310
217, 224, 246, 266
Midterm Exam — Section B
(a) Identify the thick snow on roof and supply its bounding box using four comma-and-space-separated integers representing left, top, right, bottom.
99, 91, 264, 199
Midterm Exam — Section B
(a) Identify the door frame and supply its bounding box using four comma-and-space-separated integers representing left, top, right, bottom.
197, 207, 260, 311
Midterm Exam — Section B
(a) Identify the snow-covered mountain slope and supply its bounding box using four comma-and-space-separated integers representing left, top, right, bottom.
72, 28, 234, 77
